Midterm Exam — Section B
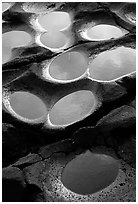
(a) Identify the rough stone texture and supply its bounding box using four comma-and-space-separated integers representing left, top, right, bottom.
96, 105, 136, 131
2, 2, 136, 202
2, 166, 26, 202
23, 161, 46, 190
117, 135, 136, 168
22, 146, 136, 202
13, 153, 42, 169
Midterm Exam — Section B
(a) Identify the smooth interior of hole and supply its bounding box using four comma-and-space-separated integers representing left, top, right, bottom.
38, 12, 71, 31
40, 31, 68, 49
61, 150, 119, 195
86, 24, 123, 40
89, 46, 136, 81
49, 91, 96, 125
2, 3, 10, 12
49, 52, 88, 80
10, 92, 47, 119
2, 31, 31, 64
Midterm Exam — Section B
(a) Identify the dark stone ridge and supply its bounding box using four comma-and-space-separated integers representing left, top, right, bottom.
23, 161, 46, 190
2, 166, 26, 202
22, 184, 46, 202
117, 135, 136, 168
13, 153, 42, 169
96, 105, 136, 133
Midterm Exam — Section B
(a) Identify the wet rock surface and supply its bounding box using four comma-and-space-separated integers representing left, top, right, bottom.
2, 2, 136, 202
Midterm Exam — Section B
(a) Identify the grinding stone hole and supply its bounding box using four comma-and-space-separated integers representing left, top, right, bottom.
89, 46, 136, 81
86, 24, 123, 41
10, 92, 47, 120
2, 31, 31, 64
61, 150, 119, 195
49, 52, 88, 80
40, 31, 68, 49
2, 3, 11, 12
38, 11, 71, 31
49, 90, 96, 126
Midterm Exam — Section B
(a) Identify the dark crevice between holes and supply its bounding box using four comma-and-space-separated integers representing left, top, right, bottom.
66, 85, 135, 135
2, 51, 58, 73
2, 9, 32, 23
22, 184, 45, 202
97, 2, 136, 33
109, 11, 135, 33
2, 32, 135, 72
2, 80, 135, 161
105, 125, 136, 168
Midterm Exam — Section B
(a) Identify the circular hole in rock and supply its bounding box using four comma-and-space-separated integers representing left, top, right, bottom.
40, 31, 68, 49
10, 92, 47, 120
2, 31, 31, 64
49, 52, 88, 80
38, 12, 71, 31
61, 150, 119, 195
2, 3, 10, 12
49, 90, 96, 126
89, 46, 136, 81
86, 24, 123, 41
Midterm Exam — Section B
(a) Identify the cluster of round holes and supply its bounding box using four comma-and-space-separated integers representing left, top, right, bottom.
2, 31, 31, 64
38, 12, 71, 49
88, 46, 136, 81
49, 90, 96, 126
10, 92, 46, 120
49, 51, 88, 81
85, 24, 124, 41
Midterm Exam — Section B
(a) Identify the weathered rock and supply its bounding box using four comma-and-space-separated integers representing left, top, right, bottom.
2, 123, 23, 166
2, 166, 26, 202
72, 127, 105, 148
23, 184, 46, 202
13, 153, 42, 169
96, 105, 136, 134
23, 161, 46, 190
2, 2, 136, 202
39, 138, 76, 159
117, 135, 136, 168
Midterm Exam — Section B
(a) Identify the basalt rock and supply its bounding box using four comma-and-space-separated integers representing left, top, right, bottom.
2, 2, 136, 202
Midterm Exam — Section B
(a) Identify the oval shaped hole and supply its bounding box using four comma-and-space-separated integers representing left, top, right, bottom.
61, 151, 119, 195
49, 52, 88, 80
86, 24, 123, 41
2, 3, 10, 12
40, 31, 68, 49
38, 12, 71, 31
49, 91, 96, 126
10, 92, 47, 120
89, 46, 136, 81
2, 31, 31, 64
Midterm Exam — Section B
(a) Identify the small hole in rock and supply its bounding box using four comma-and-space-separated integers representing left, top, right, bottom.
40, 31, 68, 49
38, 12, 71, 31
10, 92, 46, 120
2, 31, 31, 64
86, 24, 123, 41
89, 46, 136, 81
61, 150, 119, 195
49, 52, 88, 80
49, 91, 96, 126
